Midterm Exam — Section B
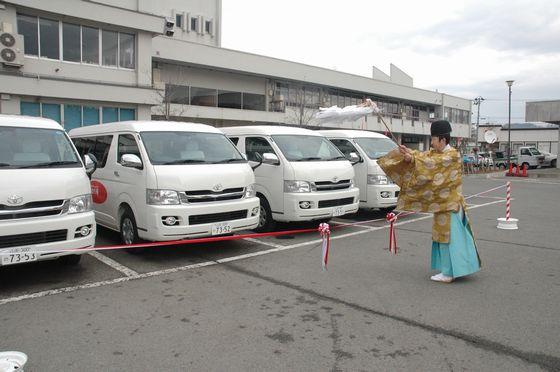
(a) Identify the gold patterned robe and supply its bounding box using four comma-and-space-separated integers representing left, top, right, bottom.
378, 147, 466, 243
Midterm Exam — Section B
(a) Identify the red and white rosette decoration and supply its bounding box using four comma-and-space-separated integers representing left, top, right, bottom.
318, 222, 331, 270
386, 212, 398, 255
506, 181, 511, 221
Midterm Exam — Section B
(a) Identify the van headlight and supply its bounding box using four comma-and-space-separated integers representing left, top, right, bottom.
367, 174, 389, 185
146, 189, 180, 205
284, 180, 312, 193
245, 183, 256, 198
67, 194, 92, 214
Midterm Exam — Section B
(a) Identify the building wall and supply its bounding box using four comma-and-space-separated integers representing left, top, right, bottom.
526, 101, 560, 124
477, 125, 559, 155
0, 1, 161, 126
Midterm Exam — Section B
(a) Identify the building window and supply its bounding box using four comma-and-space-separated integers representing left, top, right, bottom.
205, 20, 212, 34
39, 18, 59, 59
42, 103, 61, 123
102, 30, 118, 66
175, 14, 183, 28
83, 106, 100, 126
190, 17, 198, 32
20, 102, 40, 117
17, 14, 38, 56
64, 105, 82, 131
81, 26, 99, 64
166, 84, 189, 104
218, 90, 241, 109
243, 93, 265, 111
62, 23, 81, 62
119, 108, 136, 121
17, 14, 135, 69
119, 33, 135, 69
190, 87, 216, 107
102, 107, 119, 123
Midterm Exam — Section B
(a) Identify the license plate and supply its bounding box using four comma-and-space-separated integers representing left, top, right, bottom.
1, 247, 38, 266
332, 207, 345, 217
212, 222, 232, 236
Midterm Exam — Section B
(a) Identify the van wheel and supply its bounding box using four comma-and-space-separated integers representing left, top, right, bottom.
552, 160, 557, 168
255, 196, 275, 232
59, 254, 82, 266
120, 209, 144, 254
522, 162, 530, 170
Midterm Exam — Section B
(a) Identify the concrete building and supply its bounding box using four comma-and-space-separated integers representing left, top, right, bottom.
0, 0, 471, 150
477, 122, 559, 155
526, 100, 560, 125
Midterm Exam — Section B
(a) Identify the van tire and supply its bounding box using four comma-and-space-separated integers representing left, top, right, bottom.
551, 160, 556, 168
120, 209, 144, 254
522, 162, 530, 170
59, 254, 82, 266
255, 196, 275, 232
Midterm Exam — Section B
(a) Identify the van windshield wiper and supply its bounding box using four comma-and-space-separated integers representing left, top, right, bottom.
0, 163, 11, 167
160, 159, 208, 165
328, 156, 347, 161
19, 160, 80, 168
293, 157, 322, 162
212, 158, 246, 164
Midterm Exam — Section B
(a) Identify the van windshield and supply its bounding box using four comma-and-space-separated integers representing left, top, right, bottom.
140, 131, 246, 165
0, 126, 81, 169
354, 137, 398, 159
271, 135, 345, 161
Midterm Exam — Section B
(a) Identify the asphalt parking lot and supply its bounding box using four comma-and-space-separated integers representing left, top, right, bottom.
1, 171, 559, 371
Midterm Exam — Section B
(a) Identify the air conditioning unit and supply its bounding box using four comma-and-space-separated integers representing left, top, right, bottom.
0, 32, 24, 67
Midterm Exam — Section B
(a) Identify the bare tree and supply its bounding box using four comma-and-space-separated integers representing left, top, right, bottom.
152, 84, 187, 120
284, 85, 320, 126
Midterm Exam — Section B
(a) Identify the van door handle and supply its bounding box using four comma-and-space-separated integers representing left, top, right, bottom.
114, 171, 120, 177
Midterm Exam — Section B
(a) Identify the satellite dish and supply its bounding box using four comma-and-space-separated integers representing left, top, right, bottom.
484, 130, 497, 144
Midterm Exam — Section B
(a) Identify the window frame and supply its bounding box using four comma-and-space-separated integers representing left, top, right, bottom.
16, 13, 135, 70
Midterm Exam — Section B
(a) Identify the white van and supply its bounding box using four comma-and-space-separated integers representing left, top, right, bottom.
222, 126, 360, 231
0, 115, 96, 266
69, 121, 259, 245
319, 130, 400, 211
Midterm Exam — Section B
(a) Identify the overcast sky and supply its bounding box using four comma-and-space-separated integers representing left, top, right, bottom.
222, 0, 560, 124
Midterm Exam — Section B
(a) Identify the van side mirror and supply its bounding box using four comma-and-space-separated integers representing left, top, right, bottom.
347, 152, 361, 165
121, 154, 143, 169
84, 153, 97, 178
262, 153, 280, 165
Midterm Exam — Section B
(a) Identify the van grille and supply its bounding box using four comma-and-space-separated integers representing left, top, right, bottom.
189, 210, 248, 225
0, 229, 68, 249
314, 180, 351, 191
318, 197, 355, 209
180, 188, 245, 203
0, 200, 65, 220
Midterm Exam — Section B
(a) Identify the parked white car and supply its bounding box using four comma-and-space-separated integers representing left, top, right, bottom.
319, 130, 400, 211
518, 146, 545, 169
223, 126, 360, 231
69, 121, 259, 245
540, 150, 557, 168
0, 115, 96, 266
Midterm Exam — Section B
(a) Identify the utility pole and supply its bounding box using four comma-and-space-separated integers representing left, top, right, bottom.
506, 80, 514, 166
473, 96, 484, 160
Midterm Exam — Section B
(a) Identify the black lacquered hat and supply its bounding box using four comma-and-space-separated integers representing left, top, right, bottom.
430, 120, 452, 136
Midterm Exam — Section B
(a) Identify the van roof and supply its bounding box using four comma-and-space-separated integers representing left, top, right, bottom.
0, 114, 64, 130
318, 129, 391, 140
68, 121, 223, 136
222, 125, 323, 137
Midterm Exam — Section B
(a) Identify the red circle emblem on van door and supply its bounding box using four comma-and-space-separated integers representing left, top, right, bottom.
91, 180, 107, 204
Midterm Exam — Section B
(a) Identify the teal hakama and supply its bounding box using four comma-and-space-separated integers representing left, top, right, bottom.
431, 208, 480, 278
